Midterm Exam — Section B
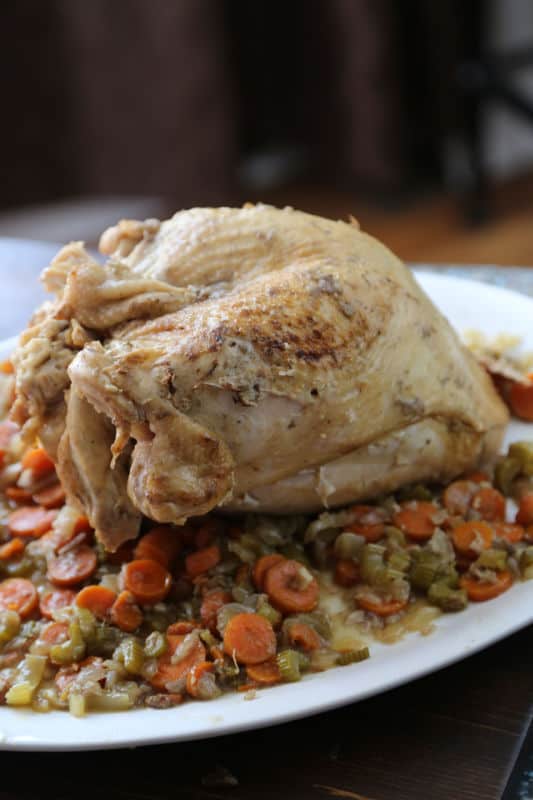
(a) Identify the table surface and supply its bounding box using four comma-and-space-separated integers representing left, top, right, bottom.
1, 251, 533, 799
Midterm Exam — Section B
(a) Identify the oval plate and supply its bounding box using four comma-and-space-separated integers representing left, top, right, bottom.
0, 270, 531, 751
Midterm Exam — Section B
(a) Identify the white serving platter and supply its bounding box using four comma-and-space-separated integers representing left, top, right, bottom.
0, 268, 531, 751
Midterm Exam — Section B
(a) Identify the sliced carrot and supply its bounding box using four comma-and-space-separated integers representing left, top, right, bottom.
149, 632, 206, 691
21, 447, 55, 478
54, 664, 79, 693
122, 558, 172, 604
252, 553, 285, 590
345, 505, 387, 542
287, 621, 322, 651
185, 545, 221, 578
493, 522, 524, 544
516, 494, 533, 527
443, 480, 477, 516
0, 577, 38, 618
36, 529, 61, 551
76, 585, 117, 619
452, 520, 494, 557
167, 621, 198, 636
5, 487, 34, 504
0, 359, 14, 374
357, 594, 408, 617
463, 471, 489, 484
471, 487, 505, 522
33, 483, 66, 509
40, 621, 69, 645
55, 657, 103, 694
134, 525, 182, 568
32, 509, 57, 537
39, 588, 76, 620
509, 375, 533, 421
460, 570, 513, 602
264, 559, 319, 613
0, 537, 25, 561
110, 590, 143, 632
200, 589, 231, 632
7, 506, 56, 538
47, 544, 97, 587
73, 515, 92, 535
186, 661, 215, 698
334, 559, 360, 587
38, 519, 92, 555
223, 612, 276, 665
393, 501, 439, 541
246, 660, 282, 685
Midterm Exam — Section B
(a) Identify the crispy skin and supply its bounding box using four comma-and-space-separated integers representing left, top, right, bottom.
12, 205, 508, 550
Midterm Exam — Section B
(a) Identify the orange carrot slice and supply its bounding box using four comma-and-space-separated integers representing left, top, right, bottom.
264, 559, 319, 613
460, 570, 512, 602
223, 612, 276, 665
122, 559, 172, 604
0, 577, 38, 618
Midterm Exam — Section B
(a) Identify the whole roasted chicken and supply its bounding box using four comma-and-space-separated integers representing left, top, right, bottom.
12, 205, 508, 550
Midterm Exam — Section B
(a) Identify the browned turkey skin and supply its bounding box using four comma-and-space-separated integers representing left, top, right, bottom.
11, 205, 508, 550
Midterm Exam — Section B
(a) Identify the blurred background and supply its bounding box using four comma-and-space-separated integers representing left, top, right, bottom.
1, 0, 533, 264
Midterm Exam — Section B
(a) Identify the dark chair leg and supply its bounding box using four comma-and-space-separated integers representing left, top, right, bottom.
461, 73, 489, 224
455, 0, 490, 225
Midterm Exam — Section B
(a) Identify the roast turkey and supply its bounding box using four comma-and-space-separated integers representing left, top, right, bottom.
11, 205, 508, 550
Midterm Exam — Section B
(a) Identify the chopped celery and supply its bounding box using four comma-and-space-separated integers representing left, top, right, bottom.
494, 457, 522, 495
297, 652, 311, 672
396, 484, 433, 502
521, 547, 533, 570
87, 622, 124, 656
239, 533, 264, 556
277, 649, 301, 682
74, 607, 97, 640
334, 531, 364, 560
257, 600, 282, 628
336, 647, 370, 665
231, 585, 252, 604
409, 552, 441, 590
427, 581, 467, 612
360, 544, 387, 585
384, 526, 407, 548
50, 621, 86, 665
6, 683, 34, 706
475, 549, 507, 571
114, 638, 144, 674
388, 551, 411, 573
69, 693, 87, 717
6, 654, 46, 706
0, 610, 20, 644
3, 557, 34, 577
89, 692, 134, 711
509, 442, 533, 475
